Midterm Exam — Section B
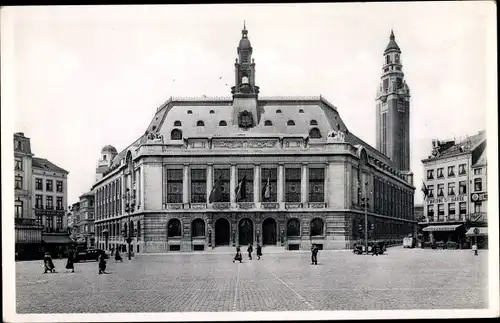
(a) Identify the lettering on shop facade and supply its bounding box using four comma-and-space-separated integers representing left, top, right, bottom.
426, 194, 466, 204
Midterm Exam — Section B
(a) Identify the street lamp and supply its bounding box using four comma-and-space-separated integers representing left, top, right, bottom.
123, 188, 135, 260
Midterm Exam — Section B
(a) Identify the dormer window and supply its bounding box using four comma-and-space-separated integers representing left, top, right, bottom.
276, 109, 282, 113
309, 128, 322, 139
310, 120, 318, 126
187, 110, 193, 114
171, 129, 183, 140
210, 110, 215, 114
196, 121, 205, 127
174, 121, 182, 126
287, 120, 295, 126
219, 120, 227, 126
299, 109, 304, 113
264, 120, 273, 126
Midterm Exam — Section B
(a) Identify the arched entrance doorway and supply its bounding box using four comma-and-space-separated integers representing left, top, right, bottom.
262, 218, 277, 245
238, 218, 254, 246
215, 218, 230, 246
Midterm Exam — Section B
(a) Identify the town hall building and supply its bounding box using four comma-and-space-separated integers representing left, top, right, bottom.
93, 25, 416, 253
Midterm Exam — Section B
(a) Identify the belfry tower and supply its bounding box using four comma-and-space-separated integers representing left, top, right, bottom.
231, 22, 260, 129
376, 30, 411, 173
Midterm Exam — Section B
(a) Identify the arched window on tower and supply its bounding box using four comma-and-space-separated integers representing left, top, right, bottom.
171, 129, 183, 140
264, 120, 273, 126
309, 128, 322, 139
395, 54, 400, 63
386, 55, 391, 64
196, 121, 205, 127
287, 120, 295, 126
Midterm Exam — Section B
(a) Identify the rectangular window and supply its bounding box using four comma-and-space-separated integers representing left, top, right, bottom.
436, 168, 444, 178
35, 194, 43, 208
474, 178, 482, 192
36, 214, 42, 226
458, 181, 467, 195
474, 168, 482, 175
46, 180, 53, 192
437, 184, 444, 197
448, 182, 456, 196
46, 216, 53, 231
447, 166, 455, 177
35, 178, 43, 190
437, 204, 444, 221
383, 78, 389, 90
382, 113, 387, 155
15, 200, 23, 218
56, 180, 63, 192
285, 168, 301, 202
190, 169, 207, 203
427, 204, 434, 220
458, 164, 466, 175
309, 168, 325, 202
46, 196, 53, 209
474, 202, 482, 213
15, 158, 22, 170
56, 216, 63, 230
261, 168, 277, 202
427, 169, 434, 180
213, 168, 230, 202
236, 168, 254, 202
427, 185, 434, 198
56, 196, 63, 210
448, 203, 456, 220
459, 202, 467, 216
15, 175, 23, 189
166, 169, 183, 203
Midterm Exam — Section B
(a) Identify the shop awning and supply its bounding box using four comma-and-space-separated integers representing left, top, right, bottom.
466, 227, 488, 237
422, 224, 463, 232
42, 235, 73, 244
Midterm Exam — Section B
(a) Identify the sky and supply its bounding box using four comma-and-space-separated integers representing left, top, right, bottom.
3, 2, 495, 206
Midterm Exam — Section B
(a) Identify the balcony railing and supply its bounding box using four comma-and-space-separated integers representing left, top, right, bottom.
15, 218, 38, 226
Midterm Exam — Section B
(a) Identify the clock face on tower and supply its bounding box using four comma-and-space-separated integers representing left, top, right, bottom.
238, 111, 253, 129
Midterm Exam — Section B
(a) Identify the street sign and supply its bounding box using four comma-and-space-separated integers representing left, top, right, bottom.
473, 228, 480, 235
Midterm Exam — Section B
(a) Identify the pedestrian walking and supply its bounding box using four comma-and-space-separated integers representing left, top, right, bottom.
43, 252, 56, 273
115, 248, 123, 263
233, 245, 243, 263
256, 244, 262, 260
110, 246, 115, 257
65, 249, 75, 273
247, 244, 253, 260
98, 253, 107, 274
311, 244, 319, 265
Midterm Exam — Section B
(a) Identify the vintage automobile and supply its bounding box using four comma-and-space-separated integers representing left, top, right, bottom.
353, 241, 386, 255
74, 249, 108, 262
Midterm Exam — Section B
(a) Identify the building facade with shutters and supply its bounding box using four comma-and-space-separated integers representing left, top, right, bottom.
420, 130, 487, 247
92, 26, 416, 253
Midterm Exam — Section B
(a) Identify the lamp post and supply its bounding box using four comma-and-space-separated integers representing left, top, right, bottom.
123, 188, 135, 260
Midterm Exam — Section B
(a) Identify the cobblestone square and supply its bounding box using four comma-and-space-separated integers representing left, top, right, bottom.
16, 247, 488, 313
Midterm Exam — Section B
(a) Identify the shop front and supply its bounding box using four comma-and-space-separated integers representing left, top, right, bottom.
465, 226, 488, 249
422, 224, 465, 248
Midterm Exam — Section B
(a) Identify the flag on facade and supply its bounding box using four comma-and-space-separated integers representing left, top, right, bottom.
235, 176, 246, 201
262, 176, 271, 200
421, 181, 429, 199
209, 176, 223, 203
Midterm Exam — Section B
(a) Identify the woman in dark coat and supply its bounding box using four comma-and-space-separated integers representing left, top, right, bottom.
256, 244, 262, 260
65, 249, 75, 273
43, 252, 56, 273
98, 253, 107, 274
233, 246, 243, 263
247, 244, 253, 260
115, 248, 123, 263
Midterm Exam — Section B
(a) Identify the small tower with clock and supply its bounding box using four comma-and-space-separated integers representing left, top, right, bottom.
375, 30, 412, 176
231, 22, 260, 129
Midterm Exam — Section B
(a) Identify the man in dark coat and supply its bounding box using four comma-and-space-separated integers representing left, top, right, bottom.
311, 244, 319, 265
115, 248, 123, 263
98, 253, 107, 274
233, 246, 243, 263
247, 244, 253, 260
256, 244, 262, 260
65, 249, 75, 273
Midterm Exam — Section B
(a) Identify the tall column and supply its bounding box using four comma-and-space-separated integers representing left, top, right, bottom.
183, 164, 189, 204
301, 163, 308, 205
230, 164, 237, 204
254, 164, 261, 204
278, 163, 284, 203
206, 164, 213, 204
324, 162, 329, 204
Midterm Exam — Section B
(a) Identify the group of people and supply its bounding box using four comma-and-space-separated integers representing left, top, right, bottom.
43, 249, 76, 274
233, 243, 263, 263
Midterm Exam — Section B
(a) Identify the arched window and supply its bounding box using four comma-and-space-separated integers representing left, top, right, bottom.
130, 221, 135, 237
171, 129, 183, 140
386, 55, 390, 64
137, 220, 141, 238
174, 120, 182, 126
264, 120, 273, 126
287, 218, 301, 237
337, 124, 341, 130
287, 120, 295, 126
309, 128, 322, 139
187, 110, 193, 114
276, 109, 282, 113
310, 218, 324, 236
196, 121, 205, 127
167, 219, 182, 237
299, 109, 304, 113
310, 120, 318, 126
191, 219, 206, 237
210, 110, 215, 114
219, 120, 227, 126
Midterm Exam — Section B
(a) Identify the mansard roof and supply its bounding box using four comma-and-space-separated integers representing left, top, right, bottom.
32, 157, 69, 174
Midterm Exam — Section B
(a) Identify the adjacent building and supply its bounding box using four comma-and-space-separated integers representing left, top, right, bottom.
420, 130, 487, 247
14, 132, 72, 259
70, 192, 96, 248
93, 26, 416, 254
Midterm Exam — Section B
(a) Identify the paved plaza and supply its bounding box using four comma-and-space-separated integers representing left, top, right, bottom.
16, 246, 488, 313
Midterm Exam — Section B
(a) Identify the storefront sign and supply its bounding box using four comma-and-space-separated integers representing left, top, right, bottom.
471, 192, 487, 202
426, 195, 466, 204
35, 210, 65, 216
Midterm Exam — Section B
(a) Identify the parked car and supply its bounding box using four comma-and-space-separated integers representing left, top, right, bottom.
74, 249, 108, 262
